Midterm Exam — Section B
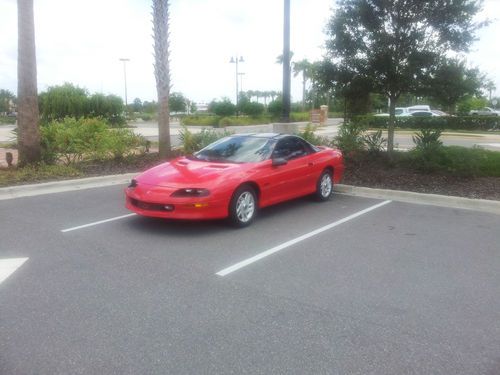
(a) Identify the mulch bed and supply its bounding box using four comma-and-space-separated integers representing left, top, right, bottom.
343, 159, 500, 201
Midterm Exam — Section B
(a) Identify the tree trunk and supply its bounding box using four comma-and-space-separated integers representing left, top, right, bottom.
302, 72, 306, 111
17, 0, 41, 166
152, 0, 171, 158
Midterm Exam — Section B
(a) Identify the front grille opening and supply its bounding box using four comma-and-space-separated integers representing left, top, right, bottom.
130, 198, 175, 212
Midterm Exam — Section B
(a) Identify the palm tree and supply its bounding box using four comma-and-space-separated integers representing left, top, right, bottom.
293, 59, 311, 111
17, 0, 41, 165
152, 0, 171, 158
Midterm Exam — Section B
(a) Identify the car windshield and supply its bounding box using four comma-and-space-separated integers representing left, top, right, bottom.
192, 136, 274, 163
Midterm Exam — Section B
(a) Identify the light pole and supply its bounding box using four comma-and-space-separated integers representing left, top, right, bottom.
119, 58, 130, 109
230, 56, 244, 108
238, 72, 245, 94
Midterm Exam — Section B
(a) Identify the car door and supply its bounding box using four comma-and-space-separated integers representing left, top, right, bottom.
260, 136, 316, 205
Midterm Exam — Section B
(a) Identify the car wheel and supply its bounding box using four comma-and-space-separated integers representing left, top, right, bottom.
228, 185, 257, 227
315, 170, 333, 201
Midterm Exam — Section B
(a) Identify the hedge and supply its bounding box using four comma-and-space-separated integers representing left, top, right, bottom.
353, 115, 500, 131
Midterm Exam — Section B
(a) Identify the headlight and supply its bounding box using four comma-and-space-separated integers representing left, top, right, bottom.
171, 188, 210, 197
128, 179, 138, 188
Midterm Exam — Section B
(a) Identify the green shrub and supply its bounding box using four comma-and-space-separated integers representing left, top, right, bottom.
209, 99, 236, 117
332, 122, 365, 156
363, 130, 387, 153
412, 128, 443, 151
296, 124, 330, 146
354, 115, 500, 131
181, 115, 219, 126
241, 101, 265, 117
141, 113, 154, 122
290, 112, 310, 122
218, 117, 232, 127
0, 115, 16, 125
41, 117, 145, 165
178, 126, 233, 154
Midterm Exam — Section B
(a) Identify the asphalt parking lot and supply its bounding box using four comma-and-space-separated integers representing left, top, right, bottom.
1, 184, 500, 374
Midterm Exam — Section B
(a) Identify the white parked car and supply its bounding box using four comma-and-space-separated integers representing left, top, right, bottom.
469, 107, 499, 116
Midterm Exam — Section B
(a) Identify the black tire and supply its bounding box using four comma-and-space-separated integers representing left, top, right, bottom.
315, 170, 333, 201
228, 185, 258, 227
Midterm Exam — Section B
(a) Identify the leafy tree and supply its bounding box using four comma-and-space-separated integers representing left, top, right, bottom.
169, 92, 187, 113
456, 96, 488, 115
484, 80, 496, 102
132, 98, 143, 112
326, 0, 484, 153
17, 0, 41, 164
293, 59, 312, 110
39, 83, 89, 122
422, 59, 483, 113
153, 0, 171, 158
241, 101, 265, 117
209, 98, 236, 117
0, 89, 16, 113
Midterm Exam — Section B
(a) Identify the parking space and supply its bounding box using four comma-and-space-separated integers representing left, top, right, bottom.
1, 185, 500, 374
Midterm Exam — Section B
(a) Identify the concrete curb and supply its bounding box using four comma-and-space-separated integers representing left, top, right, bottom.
1, 174, 499, 216
335, 184, 500, 215
0, 173, 136, 200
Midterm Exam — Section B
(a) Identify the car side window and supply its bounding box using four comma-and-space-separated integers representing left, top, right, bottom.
273, 137, 310, 160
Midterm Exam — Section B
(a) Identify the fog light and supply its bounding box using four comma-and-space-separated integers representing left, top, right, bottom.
164, 205, 174, 211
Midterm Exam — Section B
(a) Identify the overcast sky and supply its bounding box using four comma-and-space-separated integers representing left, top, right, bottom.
0, 0, 499, 105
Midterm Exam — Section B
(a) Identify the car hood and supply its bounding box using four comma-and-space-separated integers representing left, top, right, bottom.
136, 157, 244, 188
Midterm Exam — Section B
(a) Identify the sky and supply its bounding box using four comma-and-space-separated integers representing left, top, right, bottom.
1, 0, 499, 105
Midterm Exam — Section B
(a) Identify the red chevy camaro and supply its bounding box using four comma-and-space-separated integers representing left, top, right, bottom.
125, 133, 344, 227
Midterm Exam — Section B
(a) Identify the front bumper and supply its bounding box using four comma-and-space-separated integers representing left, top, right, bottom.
125, 186, 229, 220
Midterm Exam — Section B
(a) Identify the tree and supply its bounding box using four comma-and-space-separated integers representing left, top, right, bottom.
423, 58, 483, 113
0, 89, 16, 114
17, 0, 41, 165
152, 0, 171, 158
209, 98, 236, 117
132, 98, 143, 112
169, 92, 187, 113
293, 59, 312, 111
39, 83, 88, 122
326, 0, 484, 153
484, 80, 496, 102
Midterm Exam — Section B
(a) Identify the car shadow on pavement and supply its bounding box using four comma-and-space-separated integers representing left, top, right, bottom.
122, 195, 323, 237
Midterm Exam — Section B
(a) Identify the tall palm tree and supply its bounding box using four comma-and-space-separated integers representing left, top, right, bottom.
293, 59, 311, 111
152, 0, 171, 158
17, 0, 41, 165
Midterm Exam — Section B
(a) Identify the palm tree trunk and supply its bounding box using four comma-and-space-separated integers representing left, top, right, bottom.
152, 0, 171, 158
17, 0, 41, 165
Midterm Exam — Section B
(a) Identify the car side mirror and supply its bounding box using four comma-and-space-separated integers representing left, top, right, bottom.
272, 157, 288, 167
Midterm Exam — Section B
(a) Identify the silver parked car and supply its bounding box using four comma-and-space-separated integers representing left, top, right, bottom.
469, 107, 499, 116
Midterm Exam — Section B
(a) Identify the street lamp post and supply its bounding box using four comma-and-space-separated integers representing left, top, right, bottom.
238, 72, 245, 94
230, 56, 244, 108
119, 58, 130, 109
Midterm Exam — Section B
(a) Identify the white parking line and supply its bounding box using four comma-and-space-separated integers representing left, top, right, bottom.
216, 200, 392, 277
61, 213, 136, 233
0, 258, 29, 285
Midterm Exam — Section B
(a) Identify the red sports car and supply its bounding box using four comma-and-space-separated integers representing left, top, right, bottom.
125, 133, 344, 227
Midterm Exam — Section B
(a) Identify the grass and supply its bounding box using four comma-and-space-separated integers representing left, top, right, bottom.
0, 164, 82, 187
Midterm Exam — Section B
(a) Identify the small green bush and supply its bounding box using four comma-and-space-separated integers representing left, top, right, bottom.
178, 126, 233, 154
354, 115, 500, 131
332, 122, 365, 157
41, 117, 146, 165
181, 115, 219, 126
363, 130, 387, 153
296, 124, 330, 146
